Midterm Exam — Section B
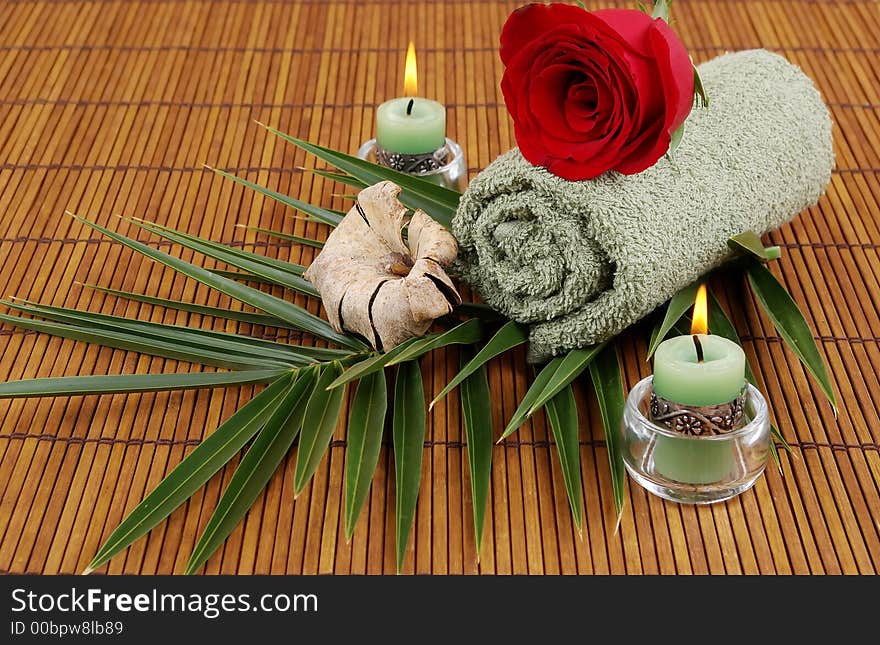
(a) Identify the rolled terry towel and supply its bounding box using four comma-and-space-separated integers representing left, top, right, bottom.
453, 49, 833, 363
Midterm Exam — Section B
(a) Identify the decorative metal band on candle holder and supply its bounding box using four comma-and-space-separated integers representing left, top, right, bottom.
649, 388, 746, 436
374, 143, 451, 173
357, 138, 467, 192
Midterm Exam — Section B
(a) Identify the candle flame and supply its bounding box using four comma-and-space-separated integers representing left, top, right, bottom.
691, 284, 709, 335
404, 41, 418, 96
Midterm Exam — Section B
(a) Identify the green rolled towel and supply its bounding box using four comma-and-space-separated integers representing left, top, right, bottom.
453, 49, 833, 362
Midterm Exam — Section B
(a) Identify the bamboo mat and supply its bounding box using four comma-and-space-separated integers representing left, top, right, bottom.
0, 0, 878, 575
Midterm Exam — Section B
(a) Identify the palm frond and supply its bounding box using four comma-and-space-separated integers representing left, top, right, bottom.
344, 369, 388, 539
430, 321, 527, 408
459, 347, 493, 555
130, 219, 317, 297
589, 343, 626, 516
238, 225, 324, 249
259, 124, 461, 227
186, 370, 316, 574
208, 166, 343, 226
87, 373, 295, 573
0, 369, 288, 399
2, 299, 320, 367
545, 385, 583, 531
80, 283, 304, 331
294, 362, 347, 494
393, 360, 426, 572
70, 214, 366, 351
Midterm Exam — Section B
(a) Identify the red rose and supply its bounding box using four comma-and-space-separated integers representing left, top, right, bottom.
500, 3, 695, 180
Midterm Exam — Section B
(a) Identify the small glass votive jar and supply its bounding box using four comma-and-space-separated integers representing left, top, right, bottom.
357, 138, 467, 192
622, 376, 770, 504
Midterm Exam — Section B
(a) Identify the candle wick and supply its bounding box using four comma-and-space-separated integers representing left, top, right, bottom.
406, 98, 414, 116
692, 335, 704, 363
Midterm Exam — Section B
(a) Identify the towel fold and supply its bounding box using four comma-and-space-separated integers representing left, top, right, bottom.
452, 50, 833, 362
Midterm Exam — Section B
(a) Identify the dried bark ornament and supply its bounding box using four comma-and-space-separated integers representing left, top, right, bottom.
304, 181, 461, 352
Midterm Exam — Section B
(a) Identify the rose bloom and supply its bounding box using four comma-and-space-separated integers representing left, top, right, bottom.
500, 3, 695, 180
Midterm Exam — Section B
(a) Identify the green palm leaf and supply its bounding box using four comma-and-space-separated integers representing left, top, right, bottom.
647, 281, 700, 358
80, 283, 300, 330
136, 219, 308, 276
501, 359, 563, 439
86, 373, 295, 573
2, 299, 317, 367
71, 214, 365, 350
260, 125, 461, 227
0, 369, 288, 399
304, 167, 368, 191
707, 289, 792, 463
0, 311, 285, 370
185, 370, 316, 574
82, 284, 352, 361
589, 343, 626, 515
746, 261, 837, 413
384, 319, 484, 366
209, 166, 343, 226
239, 225, 324, 248
544, 385, 583, 530
344, 370, 388, 540
498, 344, 604, 441
327, 337, 426, 390
78, 285, 350, 361
131, 219, 317, 297
706, 290, 755, 383
293, 362, 347, 494
430, 321, 528, 408
728, 230, 779, 262
458, 348, 493, 555
393, 360, 426, 572
523, 345, 604, 419
211, 269, 277, 285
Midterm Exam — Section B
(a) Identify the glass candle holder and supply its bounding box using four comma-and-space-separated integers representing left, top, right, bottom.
357, 138, 467, 192
622, 376, 770, 504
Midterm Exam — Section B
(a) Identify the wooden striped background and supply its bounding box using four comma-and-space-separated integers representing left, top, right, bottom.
0, 0, 878, 575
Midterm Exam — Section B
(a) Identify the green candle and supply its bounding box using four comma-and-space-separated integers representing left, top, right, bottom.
376, 98, 446, 154
651, 287, 746, 485
376, 43, 446, 155
653, 334, 746, 406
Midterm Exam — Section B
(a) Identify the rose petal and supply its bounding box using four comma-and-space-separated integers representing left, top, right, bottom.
564, 81, 598, 131
531, 68, 581, 138
531, 60, 605, 139
559, 42, 630, 137
591, 8, 657, 57
615, 22, 694, 172
649, 19, 695, 134
500, 2, 595, 65
547, 142, 618, 180
613, 119, 667, 175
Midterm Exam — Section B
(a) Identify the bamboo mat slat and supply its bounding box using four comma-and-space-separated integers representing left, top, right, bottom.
0, 0, 878, 575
